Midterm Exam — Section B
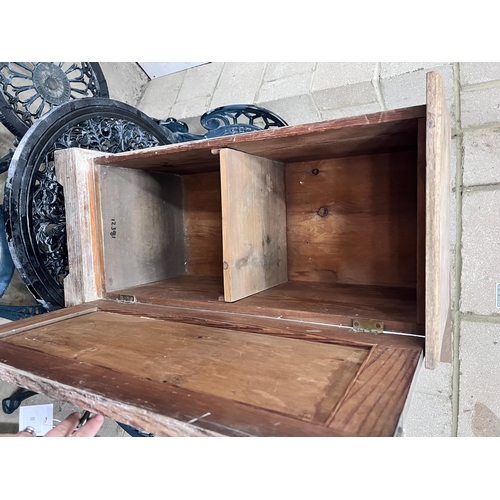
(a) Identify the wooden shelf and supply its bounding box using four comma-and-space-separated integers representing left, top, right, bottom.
105, 276, 418, 334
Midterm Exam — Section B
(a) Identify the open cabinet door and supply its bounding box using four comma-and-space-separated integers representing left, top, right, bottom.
425, 71, 452, 369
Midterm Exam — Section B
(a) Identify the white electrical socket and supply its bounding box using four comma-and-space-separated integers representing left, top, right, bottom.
19, 404, 53, 436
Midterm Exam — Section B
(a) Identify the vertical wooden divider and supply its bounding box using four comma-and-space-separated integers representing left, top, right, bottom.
219, 149, 288, 302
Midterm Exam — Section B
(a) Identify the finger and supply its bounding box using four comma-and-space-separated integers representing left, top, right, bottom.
72, 414, 104, 437
16, 431, 36, 437
44, 412, 81, 437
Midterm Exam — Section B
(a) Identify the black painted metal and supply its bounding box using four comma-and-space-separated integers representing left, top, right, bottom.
0, 62, 108, 139
4, 98, 172, 311
117, 422, 155, 437
157, 104, 288, 143
2, 389, 38, 414
0, 150, 13, 174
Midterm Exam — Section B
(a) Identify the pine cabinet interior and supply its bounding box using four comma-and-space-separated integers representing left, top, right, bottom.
0, 72, 451, 436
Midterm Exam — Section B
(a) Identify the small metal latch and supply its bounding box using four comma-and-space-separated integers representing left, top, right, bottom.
352, 318, 384, 334
118, 294, 136, 304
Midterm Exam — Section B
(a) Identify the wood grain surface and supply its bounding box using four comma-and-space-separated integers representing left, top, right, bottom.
3, 311, 369, 424
54, 148, 107, 306
0, 341, 348, 436
105, 276, 419, 333
183, 171, 223, 276
220, 149, 287, 302
97, 166, 185, 291
95, 106, 424, 173
425, 71, 451, 369
286, 150, 418, 288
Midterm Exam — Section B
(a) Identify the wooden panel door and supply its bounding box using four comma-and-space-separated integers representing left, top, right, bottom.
0, 301, 424, 437
425, 71, 452, 369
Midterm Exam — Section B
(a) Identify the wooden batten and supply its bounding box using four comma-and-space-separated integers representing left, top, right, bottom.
220, 149, 288, 302
425, 71, 452, 369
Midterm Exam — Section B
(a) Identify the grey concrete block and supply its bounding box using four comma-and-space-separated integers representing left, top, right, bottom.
99, 62, 149, 107
463, 128, 500, 186
460, 62, 500, 86
258, 72, 312, 103
210, 62, 266, 109
176, 62, 224, 103
320, 102, 381, 121
404, 392, 452, 437
170, 96, 212, 124
380, 64, 455, 121
257, 94, 321, 126
460, 189, 500, 316
380, 62, 450, 79
313, 62, 376, 89
312, 62, 377, 111
461, 86, 500, 128
458, 319, 500, 436
264, 62, 316, 81
450, 189, 457, 251
413, 357, 453, 397
450, 135, 458, 190
138, 70, 185, 120
313, 81, 377, 111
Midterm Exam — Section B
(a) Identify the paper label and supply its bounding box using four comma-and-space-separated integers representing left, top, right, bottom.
19, 404, 53, 436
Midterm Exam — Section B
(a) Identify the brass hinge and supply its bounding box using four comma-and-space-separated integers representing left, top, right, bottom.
352, 318, 384, 334
118, 294, 136, 304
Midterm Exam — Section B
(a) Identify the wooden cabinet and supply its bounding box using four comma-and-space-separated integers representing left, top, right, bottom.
0, 72, 451, 436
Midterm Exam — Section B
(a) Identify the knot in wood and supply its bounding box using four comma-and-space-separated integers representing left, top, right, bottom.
317, 206, 329, 217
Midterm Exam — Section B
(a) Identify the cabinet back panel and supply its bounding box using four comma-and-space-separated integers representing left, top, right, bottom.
183, 171, 223, 276
286, 150, 418, 288
4, 311, 369, 424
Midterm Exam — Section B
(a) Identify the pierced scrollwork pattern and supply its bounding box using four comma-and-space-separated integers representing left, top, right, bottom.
32, 117, 163, 286
0, 62, 108, 137
200, 104, 288, 138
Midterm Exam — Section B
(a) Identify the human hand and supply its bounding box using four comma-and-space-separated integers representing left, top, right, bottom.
3, 411, 104, 437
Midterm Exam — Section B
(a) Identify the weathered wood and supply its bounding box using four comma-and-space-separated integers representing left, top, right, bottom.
183, 171, 223, 276
96, 299, 425, 350
0, 303, 99, 339
286, 150, 418, 288
417, 118, 426, 326
0, 355, 223, 437
327, 345, 422, 436
425, 71, 451, 369
97, 166, 185, 292
54, 148, 107, 306
105, 276, 420, 333
220, 149, 287, 302
96, 106, 425, 173
4, 311, 369, 423
0, 343, 348, 436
